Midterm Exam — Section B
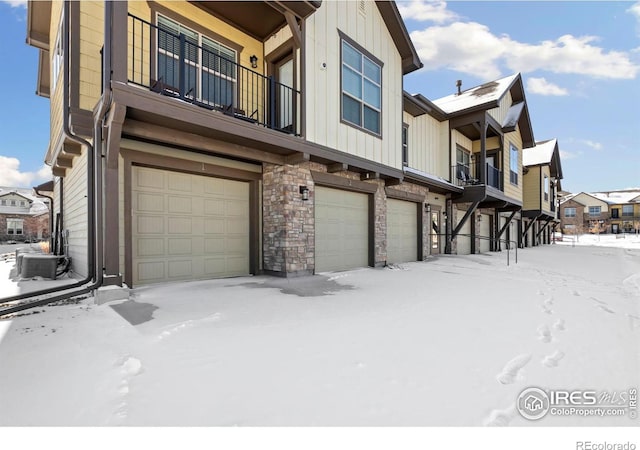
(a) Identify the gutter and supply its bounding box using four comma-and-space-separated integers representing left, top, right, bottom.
1, 1, 114, 317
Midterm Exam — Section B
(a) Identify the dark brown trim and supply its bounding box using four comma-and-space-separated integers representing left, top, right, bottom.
311, 171, 378, 194
338, 29, 383, 139
373, 1, 422, 74
384, 187, 425, 203
150, 2, 245, 56
121, 148, 261, 287
36, 49, 51, 98
111, 0, 128, 83
69, 107, 94, 138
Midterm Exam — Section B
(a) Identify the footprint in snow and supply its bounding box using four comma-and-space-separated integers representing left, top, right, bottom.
542, 350, 565, 368
484, 404, 517, 427
112, 356, 143, 423
553, 319, 566, 331
596, 305, 615, 314
590, 297, 607, 305
496, 354, 532, 385
537, 324, 552, 343
541, 304, 554, 315
572, 290, 581, 297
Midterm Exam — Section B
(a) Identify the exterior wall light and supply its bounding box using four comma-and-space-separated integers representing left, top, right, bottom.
250, 55, 258, 68
425, 203, 431, 212
299, 186, 309, 201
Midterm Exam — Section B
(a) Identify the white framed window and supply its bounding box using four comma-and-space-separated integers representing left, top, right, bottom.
509, 144, 518, 185
51, 12, 64, 92
588, 206, 601, 216
622, 205, 633, 216
564, 207, 576, 218
0, 200, 5, 206
7, 218, 23, 235
544, 175, 549, 201
341, 36, 382, 135
156, 15, 237, 107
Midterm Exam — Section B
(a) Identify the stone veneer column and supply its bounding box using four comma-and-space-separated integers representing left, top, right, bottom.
373, 179, 387, 267
262, 162, 315, 276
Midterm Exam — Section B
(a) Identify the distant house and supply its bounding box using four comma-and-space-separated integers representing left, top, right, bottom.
592, 191, 640, 234
0, 186, 51, 242
559, 192, 610, 234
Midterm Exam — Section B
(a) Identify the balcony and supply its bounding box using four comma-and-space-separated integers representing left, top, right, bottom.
452, 162, 502, 190
127, 14, 300, 135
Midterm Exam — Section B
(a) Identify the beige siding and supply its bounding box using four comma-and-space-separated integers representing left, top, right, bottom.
404, 111, 449, 179
264, 24, 292, 55
48, 1, 64, 161
305, 0, 403, 168
63, 150, 89, 277
572, 193, 610, 212
503, 127, 523, 201
78, 1, 104, 111
523, 166, 541, 210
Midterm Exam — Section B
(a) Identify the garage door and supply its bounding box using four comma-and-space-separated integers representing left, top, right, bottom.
132, 166, 250, 285
456, 212, 471, 255
479, 214, 491, 253
387, 198, 418, 264
315, 186, 369, 272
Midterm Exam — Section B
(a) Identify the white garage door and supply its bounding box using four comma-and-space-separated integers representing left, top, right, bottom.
387, 198, 418, 264
456, 211, 471, 255
132, 166, 250, 285
479, 214, 491, 253
315, 186, 369, 272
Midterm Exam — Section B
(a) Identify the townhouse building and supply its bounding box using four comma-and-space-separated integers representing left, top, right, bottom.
559, 192, 610, 234
0, 186, 51, 242
26, 0, 558, 291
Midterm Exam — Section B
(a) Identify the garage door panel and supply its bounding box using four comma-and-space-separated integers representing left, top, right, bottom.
137, 215, 164, 234
315, 187, 368, 273
387, 199, 418, 264
132, 166, 251, 285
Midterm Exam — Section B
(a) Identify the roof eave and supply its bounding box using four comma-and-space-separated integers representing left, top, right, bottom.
375, 1, 423, 75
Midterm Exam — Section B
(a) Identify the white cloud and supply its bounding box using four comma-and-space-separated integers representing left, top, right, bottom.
559, 150, 579, 160
397, 0, 459, 24
409, 5, 640, 81
1, 0, 27, 8
0, 156, 51, 187
627, 2, 640, 36
526, 77, 568, 96
582, 140, 603, 151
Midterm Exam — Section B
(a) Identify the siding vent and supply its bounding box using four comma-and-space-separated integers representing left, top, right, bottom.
359, 0, 366, 15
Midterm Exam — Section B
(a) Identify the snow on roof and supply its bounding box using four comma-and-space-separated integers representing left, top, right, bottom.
403, 166, 461, 191
432, 73, 519, 114
523, 139, 557, 167
590, 191, 640, 204
0, 186, 50, 215
502, 102, 524, 129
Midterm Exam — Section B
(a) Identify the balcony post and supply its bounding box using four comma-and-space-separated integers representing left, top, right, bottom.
269, 75, 276, 129
110, 0, 128, 83
479, 116, 487, 184
178, 33, 186, 100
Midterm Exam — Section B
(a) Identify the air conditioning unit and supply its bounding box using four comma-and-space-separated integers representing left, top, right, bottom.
20, 254, 60, 279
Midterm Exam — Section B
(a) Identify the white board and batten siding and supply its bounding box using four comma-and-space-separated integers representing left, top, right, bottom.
387, 198, 418, 264
305, 0, 404, 169
403, 111, 450, 180
315, 186, 369, 273
131, 166, 250, 285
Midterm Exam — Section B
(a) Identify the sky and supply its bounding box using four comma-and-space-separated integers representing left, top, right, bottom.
0, 0, 638, 193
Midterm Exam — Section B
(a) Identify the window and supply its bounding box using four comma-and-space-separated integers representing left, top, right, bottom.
0, 200, 5, 206
589, 206, 601, 216
509, 144, 518, 185
341, 37, 382, 135
564, 207, 576, 218
622, 205, 634, 216
402, 125, 409, 166
20, 201, 26, 207
7, 218, 23, 235
10, 200, 16, 206
157, 15, 237, 107
543, 175, 549, 201
611, 208, 619, 218
456, 146, 471, 181
51, 13, 64, 92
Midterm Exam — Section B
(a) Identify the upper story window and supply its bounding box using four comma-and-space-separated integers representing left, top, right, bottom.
7, 218, 23, 235
564, 207, 576, 218
589, 206, 601, 216
10, 200, 16, 206
611, 208, 620, 218
157, 15, 237, 108
340, 35, 382, 136
622, 205, 634, 216
51, 12, 64, 92
509, 144, 518, 185
544, 175, 549, 201
0, 200, 5, 206
402, 125, 409, 166
456, 146, 471, 180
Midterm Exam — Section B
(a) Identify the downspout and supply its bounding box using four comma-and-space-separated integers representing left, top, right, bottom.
1, 0, 112, 316
32, 185, 54, 251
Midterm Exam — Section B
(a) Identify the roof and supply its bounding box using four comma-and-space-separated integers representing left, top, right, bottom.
432, 73, 519, 114
375, 1, 423, 74
523, 139, 557, 166
0, 186, 50, 215
403, 92, 447, 121
590, 191, 640, 205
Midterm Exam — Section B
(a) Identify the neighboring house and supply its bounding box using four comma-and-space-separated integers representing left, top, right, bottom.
559, 192, 610, 234
25, 0, 555, 290
0, 186, 51, 242
592, 190, 640, 234
522, 139, 564, 246
430, 74, 535, 254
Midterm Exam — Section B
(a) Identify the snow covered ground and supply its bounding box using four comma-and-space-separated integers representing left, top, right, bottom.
0, 242, 638, 427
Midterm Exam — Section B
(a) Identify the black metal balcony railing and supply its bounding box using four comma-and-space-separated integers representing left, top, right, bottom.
127, 14, 300, 135
452, 162, 502, 189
